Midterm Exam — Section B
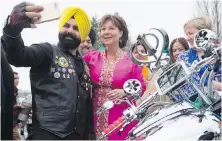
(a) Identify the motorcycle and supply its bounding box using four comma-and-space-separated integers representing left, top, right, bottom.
97, 29, 221, 140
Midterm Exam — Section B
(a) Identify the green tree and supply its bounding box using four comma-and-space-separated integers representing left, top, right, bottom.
91, 15, 102, 49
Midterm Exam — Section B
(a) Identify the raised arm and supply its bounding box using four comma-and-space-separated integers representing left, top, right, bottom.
1, 2, 52, 67
2, 35, 53, 67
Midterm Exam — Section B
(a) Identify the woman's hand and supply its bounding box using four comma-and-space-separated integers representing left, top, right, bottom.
107, 89, 126, 101
213, 81, 222, 91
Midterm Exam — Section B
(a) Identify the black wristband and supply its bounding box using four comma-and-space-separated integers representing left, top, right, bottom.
4, 2, 31, 37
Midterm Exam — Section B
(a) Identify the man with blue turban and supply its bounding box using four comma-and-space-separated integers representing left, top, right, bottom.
2, 2, 95, 140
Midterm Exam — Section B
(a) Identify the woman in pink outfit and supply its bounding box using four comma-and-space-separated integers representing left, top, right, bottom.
83, 14, 146, 140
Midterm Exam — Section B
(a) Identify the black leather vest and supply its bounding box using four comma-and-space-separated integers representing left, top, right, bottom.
30, 44, 92, 138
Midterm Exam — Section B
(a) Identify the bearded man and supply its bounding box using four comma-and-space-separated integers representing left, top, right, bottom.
2, 2, 95, 140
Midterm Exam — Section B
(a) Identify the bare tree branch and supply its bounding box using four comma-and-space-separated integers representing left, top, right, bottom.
196, 0, 222, 37
196, 0, 210, 16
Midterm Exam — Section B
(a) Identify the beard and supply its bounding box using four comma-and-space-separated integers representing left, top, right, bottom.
58, 32, 81, 50
82, 49, 89, 56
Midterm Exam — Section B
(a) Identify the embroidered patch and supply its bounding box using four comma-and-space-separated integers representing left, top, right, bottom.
58, 56, 69, 67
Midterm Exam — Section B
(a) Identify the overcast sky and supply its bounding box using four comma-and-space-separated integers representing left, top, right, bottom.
0, 0, 197, 91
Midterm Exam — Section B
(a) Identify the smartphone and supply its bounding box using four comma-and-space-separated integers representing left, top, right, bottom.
35, 2, 60, 24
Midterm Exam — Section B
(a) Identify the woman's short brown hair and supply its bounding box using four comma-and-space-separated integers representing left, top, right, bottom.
99, 14, 129, 48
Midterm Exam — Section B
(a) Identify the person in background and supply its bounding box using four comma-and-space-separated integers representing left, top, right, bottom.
79, 28, 96, 56
2, 2, 95, 140
131, 42, 171, 106
83, 14, 146, 140
12, 71, 23, 140
131, 42, 150, 82
13, 72, 19, 104
181, 16, 221, 91
169, 37, 189, 64
173, 16, 222, 105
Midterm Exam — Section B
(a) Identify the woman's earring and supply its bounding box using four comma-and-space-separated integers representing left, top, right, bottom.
119, 38, 122, 43
120, 31, 123, 37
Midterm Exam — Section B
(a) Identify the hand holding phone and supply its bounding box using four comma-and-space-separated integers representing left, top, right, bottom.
34, 2, 60, 24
